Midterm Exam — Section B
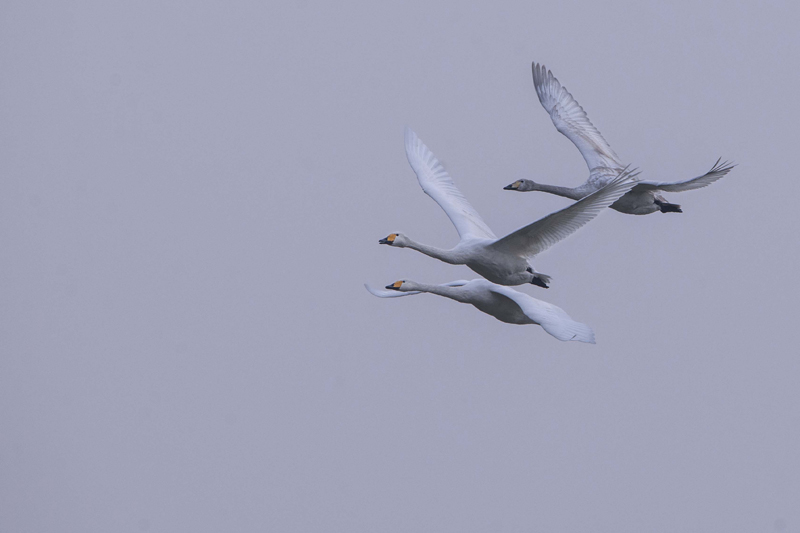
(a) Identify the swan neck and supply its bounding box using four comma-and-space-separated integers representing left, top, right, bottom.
535, 183, 584, 200
413, 283, 469, 302
404, 239, 460, 264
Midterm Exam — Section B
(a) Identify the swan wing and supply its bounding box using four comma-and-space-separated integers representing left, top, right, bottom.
404, 128, 497, 241
364, 280, 470, 298
490, 166, 638, 258
631, 159, 736, 193
489, 285, 595, 343
532, 63, 624, 172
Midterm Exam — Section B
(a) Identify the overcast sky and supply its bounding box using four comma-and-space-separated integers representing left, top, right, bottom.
2, 1, 799, 532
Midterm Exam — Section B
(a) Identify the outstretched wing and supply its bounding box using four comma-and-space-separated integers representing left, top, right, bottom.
489, 285, 595, 343
532, 63, 623, 172
631, 158, 736, 193
404, 128, 496, 241
490, 167, 639, 258
364, 280, 470, 298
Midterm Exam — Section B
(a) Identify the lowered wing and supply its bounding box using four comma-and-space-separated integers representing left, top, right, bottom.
489, 284, 595, 343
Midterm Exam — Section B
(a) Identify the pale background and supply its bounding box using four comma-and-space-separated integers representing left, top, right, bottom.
2, 1, 799, 532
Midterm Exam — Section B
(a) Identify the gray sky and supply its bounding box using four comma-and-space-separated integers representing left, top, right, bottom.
2, 1, 799, 531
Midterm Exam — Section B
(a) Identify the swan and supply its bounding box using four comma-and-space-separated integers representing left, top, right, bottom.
365, 279, 595, 343
503, 63, 735, 215
380, 128, 638, 288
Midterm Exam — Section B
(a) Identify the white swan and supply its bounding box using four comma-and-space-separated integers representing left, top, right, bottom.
504, 63, 735, 215
380, 128, 638, 288
365, 279, 595, 343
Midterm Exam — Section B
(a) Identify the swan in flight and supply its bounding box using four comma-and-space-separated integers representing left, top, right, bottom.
380, 128, 638, 288
365, 279, 595, 343
504, 63, 735, 215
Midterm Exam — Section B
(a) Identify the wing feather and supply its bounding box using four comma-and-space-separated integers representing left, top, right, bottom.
490, 166, 639, 258
631, 159, 736, 193
489, 285, 595, 343
404, 128, 496, 241
532, 63, 623, 172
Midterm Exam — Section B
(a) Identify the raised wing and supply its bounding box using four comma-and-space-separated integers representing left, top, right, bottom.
490, 167, 639, 258
364, 280, 470, 298
631, 158, 736, 193
489, 284, 595, 343
532, 63, 623, 172
404, 128, 496, 241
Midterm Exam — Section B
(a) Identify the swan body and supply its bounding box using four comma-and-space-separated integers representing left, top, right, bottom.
381, 128, 638, 287
504, 63, 735, 215
365, 279, 595, 343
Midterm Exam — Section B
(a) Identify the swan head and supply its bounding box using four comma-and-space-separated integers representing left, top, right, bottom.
385, 280, 417, 292
504, 179, 537, 192
378, 233, 408, 247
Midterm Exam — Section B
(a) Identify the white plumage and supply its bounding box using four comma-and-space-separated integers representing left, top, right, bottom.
365, 279, 596, 343
504, 63, 735, 215
380, 128, 638, 287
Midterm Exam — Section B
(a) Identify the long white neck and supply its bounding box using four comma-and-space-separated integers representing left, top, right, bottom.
533, 183, 585, 200
403, 238, 462, 265
412, 283, 470, 303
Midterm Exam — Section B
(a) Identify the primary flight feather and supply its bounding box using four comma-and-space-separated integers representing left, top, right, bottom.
379, 128, 638, 287
504, 63, 735, 215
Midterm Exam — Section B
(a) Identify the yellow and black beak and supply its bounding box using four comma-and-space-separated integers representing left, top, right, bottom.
385, 280, 404, 290
504, 181, 522, 190
378, 233, 397, 245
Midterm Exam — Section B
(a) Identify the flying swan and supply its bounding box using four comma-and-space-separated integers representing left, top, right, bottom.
365, 279, 595, 343
380, 128, 638, 288
504, 63, 735, 215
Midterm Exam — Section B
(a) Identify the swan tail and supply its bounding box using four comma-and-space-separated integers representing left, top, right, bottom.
530, 271, 552, 288
654, 199, 683, 213
531, 275, 550, 289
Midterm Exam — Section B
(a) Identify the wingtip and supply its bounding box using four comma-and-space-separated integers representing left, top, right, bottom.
712, 158, 737, 174
404, 127, 419, 156
364, 283, 384, 294
532, 62, 544, 83
405, 126, 422, 147
552, 322, 596, 343
616, 165, 642, 183
577, 325, 596, 344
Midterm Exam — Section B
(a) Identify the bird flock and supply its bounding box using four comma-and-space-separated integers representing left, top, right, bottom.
366, 62, 735, 343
